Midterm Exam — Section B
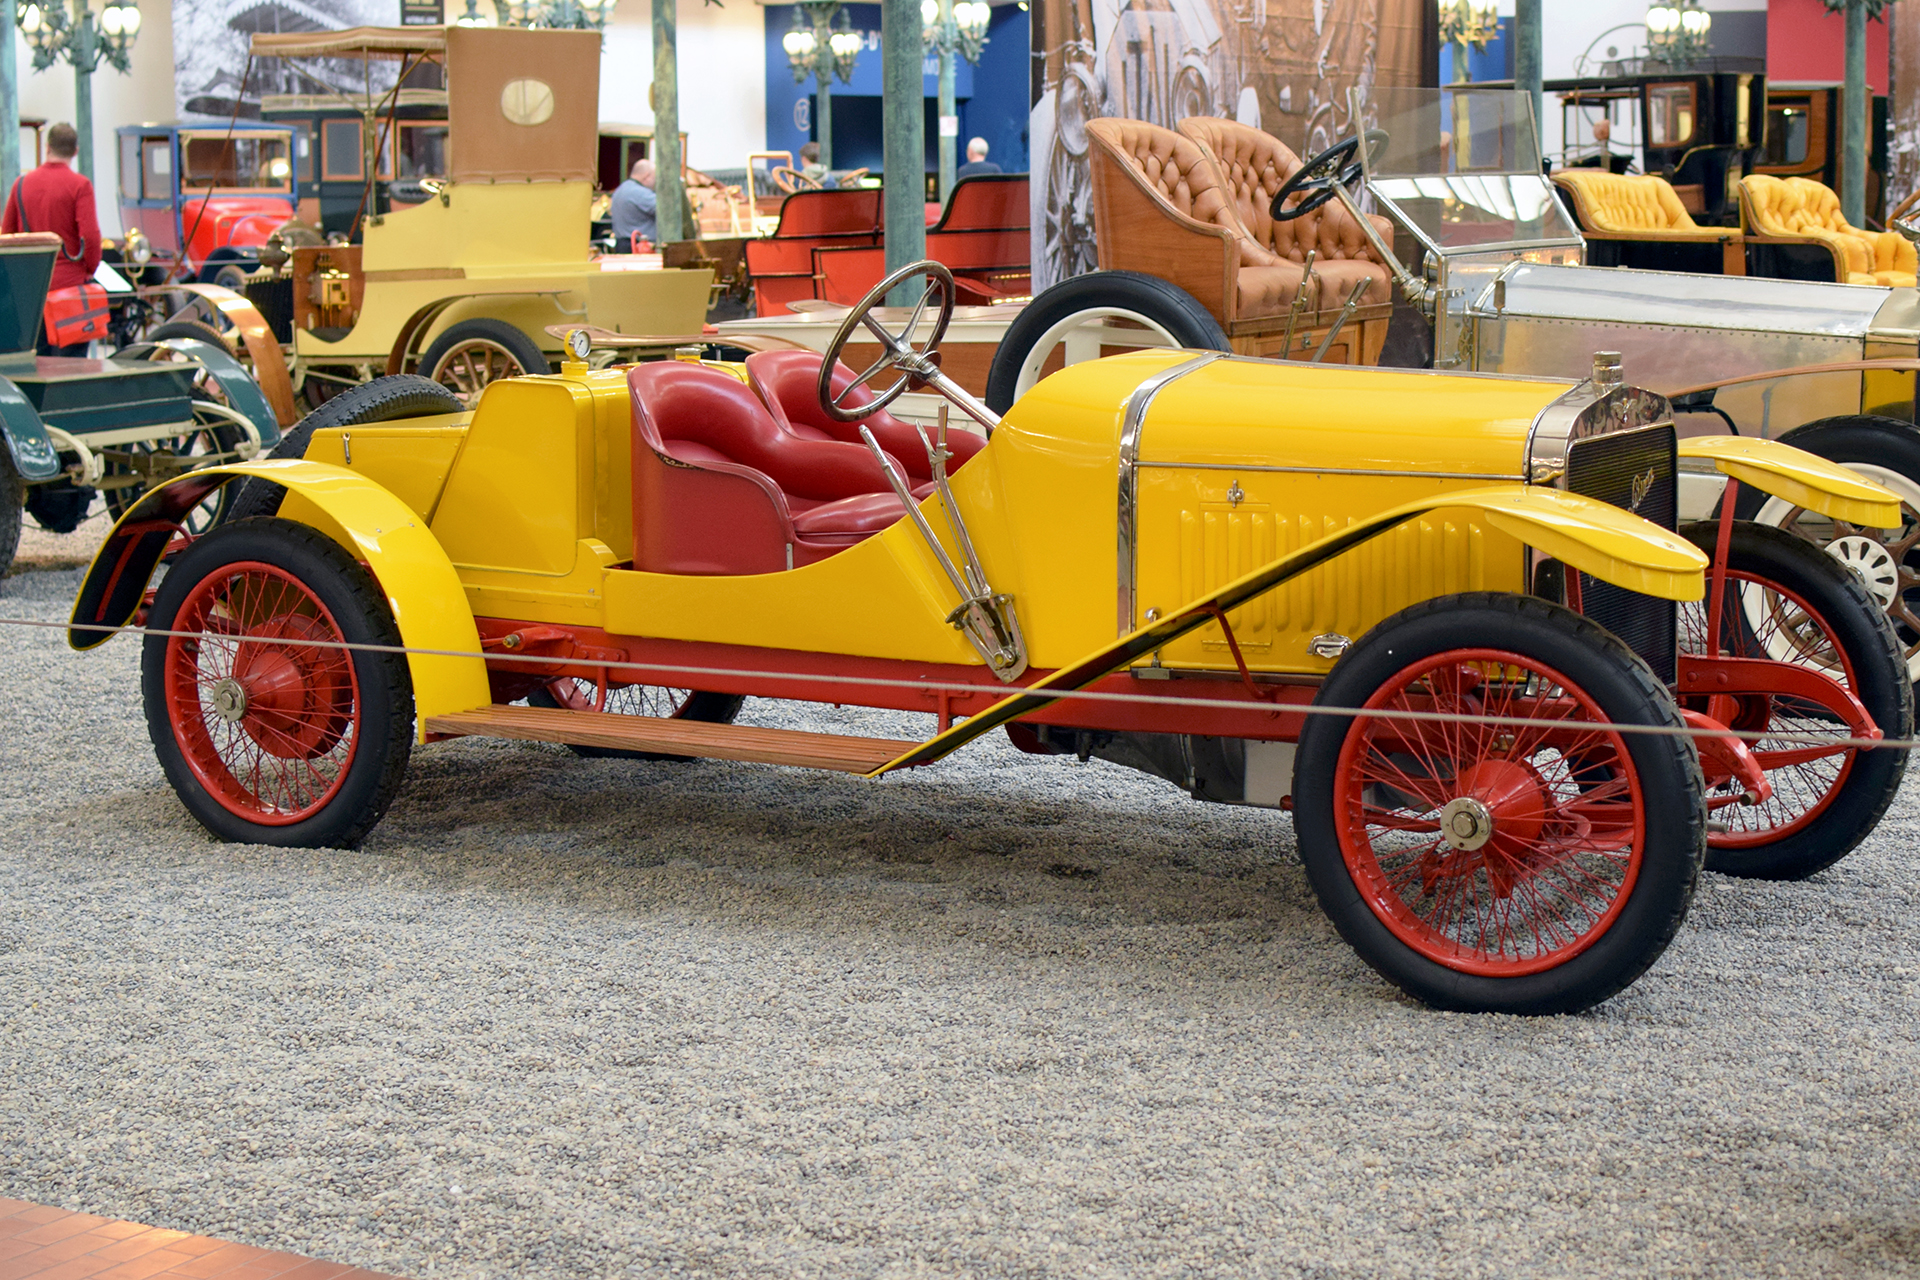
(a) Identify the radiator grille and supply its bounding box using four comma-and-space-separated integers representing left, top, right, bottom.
1564, 425, 1677, 683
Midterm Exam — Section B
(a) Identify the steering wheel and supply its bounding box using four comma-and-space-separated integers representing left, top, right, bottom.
1270, 129, 1390, 223
819, 260, 956, 422
772, 166, 823, 195
835, 168, 871, 189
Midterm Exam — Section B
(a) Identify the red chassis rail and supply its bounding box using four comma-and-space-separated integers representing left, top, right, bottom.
467, 617, 1313, 742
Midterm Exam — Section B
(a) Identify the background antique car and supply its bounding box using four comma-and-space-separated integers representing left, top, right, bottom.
67, 263, 1909, 1016
113, 122, 299, 289
157, 25, 711, 414
0, 232, 278, 574
984, 86, 1920, 692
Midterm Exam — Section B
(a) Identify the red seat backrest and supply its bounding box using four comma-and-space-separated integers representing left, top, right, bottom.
773, 188, 882, 238
931, 175, 1029, 234
630, 360, 896, 502
743, 349, 985, 483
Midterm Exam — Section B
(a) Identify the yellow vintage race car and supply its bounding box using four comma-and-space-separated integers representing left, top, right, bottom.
68, 262, 1911, 1016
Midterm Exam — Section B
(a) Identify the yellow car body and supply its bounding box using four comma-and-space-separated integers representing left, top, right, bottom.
76, 347, 1890, 733
65, 343, 1907, 1016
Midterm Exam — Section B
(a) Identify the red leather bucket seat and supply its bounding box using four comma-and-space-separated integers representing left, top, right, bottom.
630, 361, 911, 575
744, 349, 985, 484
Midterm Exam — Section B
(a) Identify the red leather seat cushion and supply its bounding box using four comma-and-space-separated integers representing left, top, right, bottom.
790, 490, 909, 542
630, 361, 912, 574
744, 348, 985, 483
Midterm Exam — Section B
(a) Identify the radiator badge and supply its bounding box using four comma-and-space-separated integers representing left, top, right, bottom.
1629, 467, 1657, 514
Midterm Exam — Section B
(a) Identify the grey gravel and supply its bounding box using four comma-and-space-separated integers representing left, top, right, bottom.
2, 556, 1918, 1280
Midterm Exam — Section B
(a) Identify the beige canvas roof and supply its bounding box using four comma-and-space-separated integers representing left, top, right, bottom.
249, 27, 448, 60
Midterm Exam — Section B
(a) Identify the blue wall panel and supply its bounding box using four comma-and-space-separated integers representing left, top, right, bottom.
765, 2, 1034, 181
958, 5, 1029, 173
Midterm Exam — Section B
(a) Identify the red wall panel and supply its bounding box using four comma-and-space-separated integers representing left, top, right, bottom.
1768, 0, 1888, 93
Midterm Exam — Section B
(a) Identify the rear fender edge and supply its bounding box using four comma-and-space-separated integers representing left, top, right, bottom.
0, 375, 62, 481
873, 484, 1708, 773
69, 460, 491, 734
146, 337, 283, 448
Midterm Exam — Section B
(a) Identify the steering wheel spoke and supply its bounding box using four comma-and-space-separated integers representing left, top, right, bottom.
1270, 129, 1389, 224
819, 260, 957, 421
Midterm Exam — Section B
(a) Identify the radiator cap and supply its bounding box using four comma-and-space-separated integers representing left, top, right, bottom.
1592, 350, 1623, 389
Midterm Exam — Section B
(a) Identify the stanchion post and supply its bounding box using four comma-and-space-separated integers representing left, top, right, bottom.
882, 0, 925, 304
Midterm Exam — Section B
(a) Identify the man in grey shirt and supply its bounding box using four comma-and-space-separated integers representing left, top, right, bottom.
610, 159, 658, 250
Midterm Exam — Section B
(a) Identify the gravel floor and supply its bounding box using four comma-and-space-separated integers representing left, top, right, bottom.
2, 548, 1919, 1279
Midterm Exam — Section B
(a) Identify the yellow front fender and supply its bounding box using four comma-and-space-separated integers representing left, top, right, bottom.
69, 460, 491, 735
1680, 437, 1902, 528
876, 484, 1707, 772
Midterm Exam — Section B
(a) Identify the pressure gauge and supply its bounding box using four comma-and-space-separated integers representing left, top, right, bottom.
568, 329, 592, 361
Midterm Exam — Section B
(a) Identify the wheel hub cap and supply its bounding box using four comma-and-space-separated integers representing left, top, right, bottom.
1439, 796, 1494, 852
208, 677, 248, 723
1826, 535, 1900, 610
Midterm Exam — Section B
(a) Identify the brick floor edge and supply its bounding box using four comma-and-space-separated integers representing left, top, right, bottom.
0, 1197, 410, 1280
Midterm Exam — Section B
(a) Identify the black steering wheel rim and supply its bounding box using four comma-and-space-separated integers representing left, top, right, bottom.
818, 260, 957, 421
1269, 129, 1389, 224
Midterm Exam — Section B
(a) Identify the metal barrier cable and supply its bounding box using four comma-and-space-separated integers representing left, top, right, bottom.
5, 614, 1911, 754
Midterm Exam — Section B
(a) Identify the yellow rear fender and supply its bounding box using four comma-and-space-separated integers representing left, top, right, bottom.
875, 485, 1707, 772
68, 460, 491, 735
1680, 436, 1902, 528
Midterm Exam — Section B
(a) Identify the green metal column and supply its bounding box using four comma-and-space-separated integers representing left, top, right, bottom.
817, 73, 834, 170
1843, 0, 1869, 226
652, 0, 684, 243
0, 0, 19, 203
72, 11, 95, 182
1513, 0, 1541, 144
936, 0, 954, 201
882, 0, 924, 303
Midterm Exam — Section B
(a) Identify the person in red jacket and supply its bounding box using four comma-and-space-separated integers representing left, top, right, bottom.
3, 122, 102, 355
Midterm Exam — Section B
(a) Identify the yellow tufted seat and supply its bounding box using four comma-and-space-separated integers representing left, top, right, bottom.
1552, 171, 1703, 235
1740, 174, 1916, 287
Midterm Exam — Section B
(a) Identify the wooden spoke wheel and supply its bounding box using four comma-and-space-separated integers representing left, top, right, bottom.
419, 319, 550, 408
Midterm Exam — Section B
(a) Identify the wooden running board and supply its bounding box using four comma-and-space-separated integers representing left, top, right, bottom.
425, 705, 921, 774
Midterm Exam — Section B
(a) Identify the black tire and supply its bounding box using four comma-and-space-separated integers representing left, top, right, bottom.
1679, 520, 1912, 879
209, 263, 250, 292
1730, 415, 1920, 686
526, 680, 745, 761
0, 446, 21, 576
224, 375, 464, 523
1292, 592, 1705, 1015
146, 318, 233, 355
142, 518, 413, 848
418, 318, 551, 403
984, 270, 1230, 414
25, 479, 91, 534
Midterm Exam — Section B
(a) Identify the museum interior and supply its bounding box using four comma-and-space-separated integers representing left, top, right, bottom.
3, 1, 1920, 1278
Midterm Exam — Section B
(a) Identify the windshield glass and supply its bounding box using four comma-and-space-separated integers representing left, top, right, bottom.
1351, 86, 1578, 251
181, 133, 293, 192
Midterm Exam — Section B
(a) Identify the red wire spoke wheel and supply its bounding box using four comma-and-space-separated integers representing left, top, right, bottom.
1294, 593, 1705, 1016
1677, 520, 1912, 880
526, 677, 743, 761
1334, 649, 1642, 978
142, 518, 415, 849
165, 562, 359, 821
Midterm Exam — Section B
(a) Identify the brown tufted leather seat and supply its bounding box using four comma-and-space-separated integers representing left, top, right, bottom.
1085, 117, 1392, 330
1176, 116, 1392, 315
